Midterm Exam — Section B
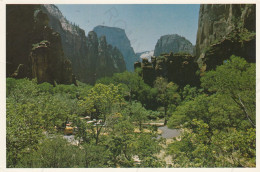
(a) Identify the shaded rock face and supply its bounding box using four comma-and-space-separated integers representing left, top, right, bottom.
196, 4, 256, 71
97, 36, 126, 79
154, 34, 194, 57
6, 5, 73, 84
93, 25, 138, 71
42, 5, 126, 84
135, 53, 200, 87
42, 5, 89, 83
85, 33, 126, 83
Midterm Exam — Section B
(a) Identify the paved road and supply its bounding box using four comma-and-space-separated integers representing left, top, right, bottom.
157, 126, 180, 139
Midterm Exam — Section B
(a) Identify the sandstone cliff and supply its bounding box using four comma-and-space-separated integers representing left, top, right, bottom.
196, 4, 256, 71
93, 25, 138, 71
6, 5, 73, 84
42, 5, 126, 84
135, 53, 200, 87
154, 34, 194, 57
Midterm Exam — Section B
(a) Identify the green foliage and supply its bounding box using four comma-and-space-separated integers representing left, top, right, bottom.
154, 77, 180, 124
38, 82, 54, 94
104, 115, 164, 167
18, 137, 85, 168
211, 128, 256, 167
78, 83, 124, 145
135, 133, 165, 167
167, 56, 256, 167
105, 119, 136, 167
122, 101, 149, 130
201, 55, 255, 127
6, 78, 91, 167
7, 99, 45, 167
81, 143, 111, 167
7, 78, 39, 103
6, 54, 255, 167
180, 85, 203, 102
167, 120, 213, 167
97, 71, 158, 110
86, 83, 123, 118
32, 40, 48, 50
238, 28, 255, 42
167, 121, 256, 167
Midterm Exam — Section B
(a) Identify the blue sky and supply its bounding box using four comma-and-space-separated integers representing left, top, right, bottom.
56, 4, 200, 52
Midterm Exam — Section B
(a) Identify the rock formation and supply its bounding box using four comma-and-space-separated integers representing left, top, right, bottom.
42, 5, 126, 84
135, 52, 200, 87
6, 5, 73, 84
95, 35, 126, 81
93, 25, 139, 71
196, 4, 256, 71
154, 34, 194, 57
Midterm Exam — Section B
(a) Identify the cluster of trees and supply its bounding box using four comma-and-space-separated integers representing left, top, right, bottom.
167, 56, 256, 167
6, 55, 255, 167
6, 77, 164, 167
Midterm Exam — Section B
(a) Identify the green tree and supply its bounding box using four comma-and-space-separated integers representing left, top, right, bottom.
97, 71, 158, 110
6, 99, 45, 167
154, 77, 180, 125
201, 55, 255, 127
167, 56, 256, 167
18, 137, 85, 168
180, 85, 203, 102
122, 101, 149, 130
167, 120, 256, 167
106, 119, 136, 167
134, 133, 165, 167
80, 83, 124, 145
81, 143, 111, 167
97, 71, 141, 102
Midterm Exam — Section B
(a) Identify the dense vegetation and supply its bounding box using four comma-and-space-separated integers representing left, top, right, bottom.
6, 55, 255, 167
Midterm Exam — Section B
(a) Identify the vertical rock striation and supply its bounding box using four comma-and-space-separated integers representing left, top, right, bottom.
41, 5, 89, 83
42, 5, 126, 84
195, 4, 256, 71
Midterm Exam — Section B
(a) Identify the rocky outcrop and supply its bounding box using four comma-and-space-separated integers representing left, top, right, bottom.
86, 33, 126, 83
42, 5, 126, 84
154, 34, 194, 57
6, 5, 73, 84
41, 5, 89, 83
196, 4, 256, 71
93, 25, 138, 71
135, 52, 200, 87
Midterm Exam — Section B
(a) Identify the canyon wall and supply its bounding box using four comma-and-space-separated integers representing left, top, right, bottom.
196, 4, 256, 71
7, 5, 73, 84
42, 5, 126, 84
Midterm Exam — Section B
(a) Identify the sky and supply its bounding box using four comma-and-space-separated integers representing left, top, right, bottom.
56, 4, 200, 53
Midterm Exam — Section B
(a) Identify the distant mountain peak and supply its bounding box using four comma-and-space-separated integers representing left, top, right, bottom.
93, 25, 138, 71
154, 34, 194, 56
